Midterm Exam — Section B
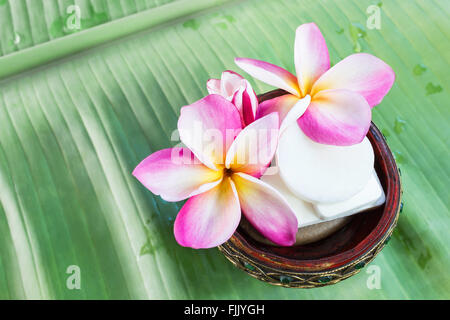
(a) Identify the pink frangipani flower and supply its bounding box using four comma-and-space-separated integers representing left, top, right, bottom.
133, 94, 298, 249
235, 23, 395, 146
207, 70, 258, 127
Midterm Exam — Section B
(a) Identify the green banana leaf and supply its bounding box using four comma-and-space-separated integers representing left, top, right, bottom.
0, 0, 448, 299
0, 0, 179, 57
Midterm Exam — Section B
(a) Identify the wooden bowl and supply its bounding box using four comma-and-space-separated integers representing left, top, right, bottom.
218, 89, 402, 288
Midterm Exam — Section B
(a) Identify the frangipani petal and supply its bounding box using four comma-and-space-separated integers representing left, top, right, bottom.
178, 95, 242, 170
232, 172, 298, 246
294, 23, 330, 95
206, 78, 222, 95
279, 95, 311, 134
174, 178, 241, 249
225, 113, 279, 178
235, 57, 301, 97
220, 70, 244, 99
297, 89, 371, 146
311, 53, 395, 108
256, 94, 311, 135
132, 148, 223, 202
256, 94, 299, 122
231, 79, 258, 126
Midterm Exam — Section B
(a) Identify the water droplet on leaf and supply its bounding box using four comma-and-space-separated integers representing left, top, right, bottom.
425, 82, 443, 95
216, 22, 228, 29
223, 15, 235, 23
183, 19, 200, 30
393, 150, 406, 164
349, 22, 366, 52
139, 241, 155, 256
394, 117, 406, 134
417, 248, 432, 270
350, 22, 367, 39
413, 63, 427, 76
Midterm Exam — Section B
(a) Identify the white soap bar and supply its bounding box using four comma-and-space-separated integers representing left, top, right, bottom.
313, 170, 385, 220
261, 169, 386, 229
277, 123, 374, 204
261, 172, 319, 228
